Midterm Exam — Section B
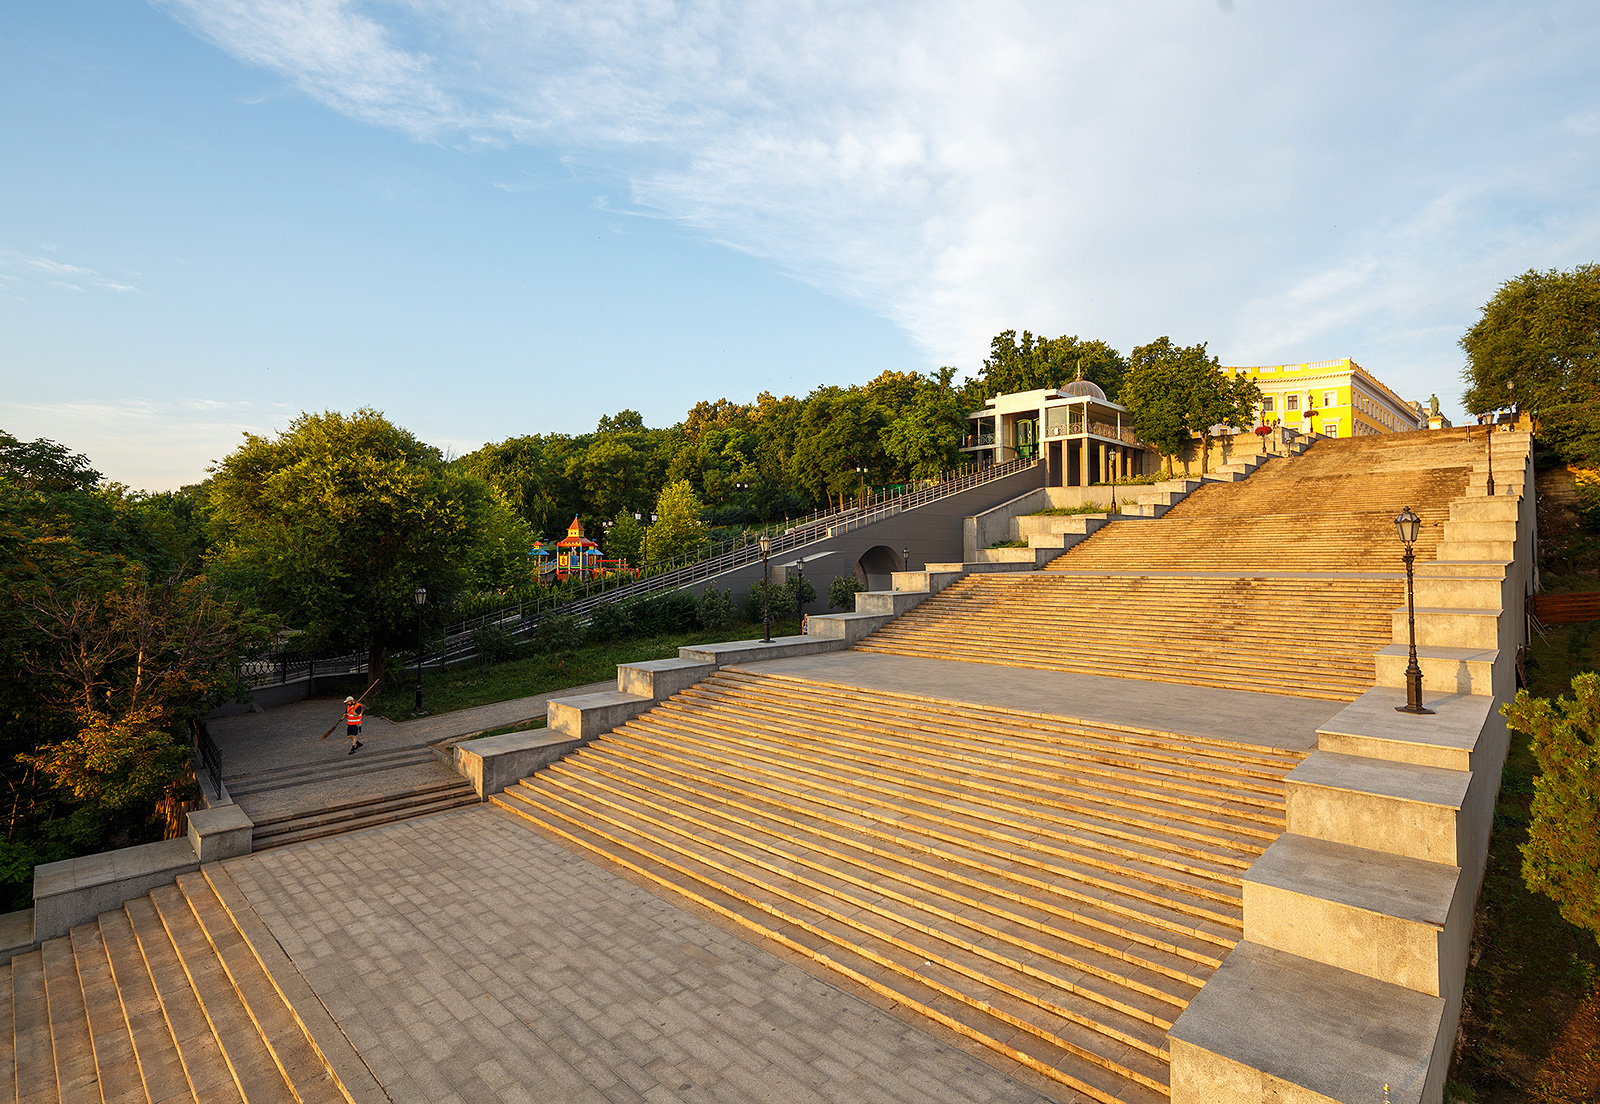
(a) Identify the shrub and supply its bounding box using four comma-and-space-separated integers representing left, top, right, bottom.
745, 580, 796, 624
696, 586, 734, 631
586, 600, 633, 644
629, 591, 698, 635
530, 613, 580, 654
470, 622, 519, 665
785, 572, 817, 615
1507, 671, 1600, 942
827, 575, 865, 611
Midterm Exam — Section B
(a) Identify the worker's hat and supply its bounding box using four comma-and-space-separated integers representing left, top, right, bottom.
344, 696, 356, 703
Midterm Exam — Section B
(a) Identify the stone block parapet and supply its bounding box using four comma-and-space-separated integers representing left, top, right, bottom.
547, 690, 655, 742
187, 804, 254, 863
617, 657, 717, 701
33, 838, 200, 943
454, 729, 582, 799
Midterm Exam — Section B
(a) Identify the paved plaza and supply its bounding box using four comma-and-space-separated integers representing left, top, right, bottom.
225, 803, 1063, 1104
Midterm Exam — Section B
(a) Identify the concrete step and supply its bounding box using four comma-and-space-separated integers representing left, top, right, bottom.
39, 936, 98, 1104
1285, 751, 1471, 868
11, 950, 54, 1104
227, 745, 436, 795
65, 923, 145, 1104
252, 784, 480, 849
1168, 941, 1445, 1104
1242, 834, 1467, 999
1390, 605, 1502, 650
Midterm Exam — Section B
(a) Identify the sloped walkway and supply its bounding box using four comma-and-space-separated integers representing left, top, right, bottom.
223, 804, 1061, 1104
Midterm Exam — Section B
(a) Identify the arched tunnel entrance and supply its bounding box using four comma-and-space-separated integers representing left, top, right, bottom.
857, 545, 904, 592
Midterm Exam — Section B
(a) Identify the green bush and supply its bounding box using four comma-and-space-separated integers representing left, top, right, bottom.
530, 613, 580, 654
586, 600, 633, 644
827, 575, 864, 611
470, 622, 520, 664
631, 591, 698, 635
745, 580, 796, 624
1506, 671, 1600, 942
785, 572, 817, 615
696, 586, 734, 630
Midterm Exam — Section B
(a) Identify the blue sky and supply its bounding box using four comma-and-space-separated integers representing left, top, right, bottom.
3, 1, 1598, 490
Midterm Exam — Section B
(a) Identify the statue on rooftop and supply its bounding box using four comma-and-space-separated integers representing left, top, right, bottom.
1429, 394, 1441, 416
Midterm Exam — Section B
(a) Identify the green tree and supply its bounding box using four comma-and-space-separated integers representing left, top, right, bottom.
961, 330, 1128, 407
1122, 338, 1258, 475
1506, 672, 1600, 942
882, 371, 968, 480
1461, 264, 1600, 464
645, 481, 708, 562
207, 409, 489, 689
606, 510, 647, 567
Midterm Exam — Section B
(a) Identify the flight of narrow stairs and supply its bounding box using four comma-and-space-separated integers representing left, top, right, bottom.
856, 572, 1400, 700
492, 669, 1304, 1104
228, 746, 480, 850
5, 869, 370, 1104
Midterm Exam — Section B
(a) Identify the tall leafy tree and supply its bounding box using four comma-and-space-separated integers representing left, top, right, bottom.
1122, 338, 1258, 475
207, 409, 489, 689
882, 370, 968, 480
645, 481, 708, 561
1461, 264, 1600, 464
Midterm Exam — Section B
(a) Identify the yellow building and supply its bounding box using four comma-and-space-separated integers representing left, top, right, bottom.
1223, 358, 1425, 439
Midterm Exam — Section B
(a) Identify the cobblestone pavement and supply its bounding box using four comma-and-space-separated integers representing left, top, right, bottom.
225, 805, 1065, 1104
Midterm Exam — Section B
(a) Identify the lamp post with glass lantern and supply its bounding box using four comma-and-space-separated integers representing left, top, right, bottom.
759, 534, 772, 643
413, 586, 427, 715
1394, 508, 1434, 715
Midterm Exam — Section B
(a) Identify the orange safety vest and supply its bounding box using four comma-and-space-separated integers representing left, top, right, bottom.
345, 703, 363, 725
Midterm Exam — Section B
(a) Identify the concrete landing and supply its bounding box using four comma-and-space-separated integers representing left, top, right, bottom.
732, 650, 1341, 751
224, 805, 1061, 1104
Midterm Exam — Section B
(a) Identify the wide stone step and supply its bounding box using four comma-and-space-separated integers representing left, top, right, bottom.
496, 782, 1169, 1104
227, 746, 436, 796
251, 784, 479, 850
583, 737, 1239, 964
39, 937, 98, 1104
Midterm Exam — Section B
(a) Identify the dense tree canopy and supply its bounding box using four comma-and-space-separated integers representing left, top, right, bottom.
1121, 338, 1258, 474
1, 431, 259, 908
959, 330, 1128, 407
206, 409, 495, 687
1461, 264, 1600, 464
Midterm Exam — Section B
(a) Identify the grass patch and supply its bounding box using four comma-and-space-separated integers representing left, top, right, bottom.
1029, 504, 1110, 516
1450, 621, 1600, 1102
369, 618, 802, 722
988, 539, 1030, 549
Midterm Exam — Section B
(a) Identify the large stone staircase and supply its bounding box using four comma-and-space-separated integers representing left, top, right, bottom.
856, 430, 1487, 702
3, 867, 381, 1104
493, 668, 1305, 1103
855, 573, 1400, 700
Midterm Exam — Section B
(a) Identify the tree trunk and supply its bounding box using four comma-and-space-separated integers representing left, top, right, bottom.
367, 640, 387, 697
1200, 432, 1211, 474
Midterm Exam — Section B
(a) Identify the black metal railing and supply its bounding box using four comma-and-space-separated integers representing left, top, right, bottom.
192, 717, 223, 795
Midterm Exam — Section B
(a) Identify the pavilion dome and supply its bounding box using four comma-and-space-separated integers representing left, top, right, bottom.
1060, 378, 1107, 401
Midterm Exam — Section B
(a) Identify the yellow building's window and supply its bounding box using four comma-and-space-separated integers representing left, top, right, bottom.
1324, 391, 1337, 407
1262, 396, 1275, 412
1286, 394, 1299, 411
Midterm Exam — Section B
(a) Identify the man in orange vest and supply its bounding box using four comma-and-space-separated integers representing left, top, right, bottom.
343, 695, 364, 754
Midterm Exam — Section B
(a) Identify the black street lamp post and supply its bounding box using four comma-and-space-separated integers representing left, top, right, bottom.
759, 534, 772, 643
1394, 508, 1435, 715
413, 585, 427, 715
903, 546, 911, 573
1485, 414, 1494, 497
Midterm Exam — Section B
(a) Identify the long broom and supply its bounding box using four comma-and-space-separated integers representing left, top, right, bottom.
320, 678, 381, 739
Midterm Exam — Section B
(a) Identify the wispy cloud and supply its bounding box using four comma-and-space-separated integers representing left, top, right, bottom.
0, 248, 139, 294
154, 1, 1600, 399
1, 399, 282, 491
